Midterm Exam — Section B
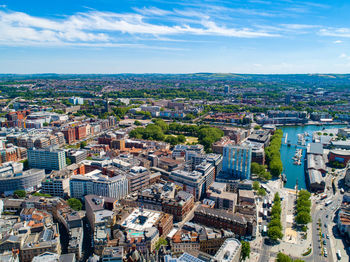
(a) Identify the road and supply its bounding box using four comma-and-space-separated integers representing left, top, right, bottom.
2, 96, 19, 111
310, 175, 343, 262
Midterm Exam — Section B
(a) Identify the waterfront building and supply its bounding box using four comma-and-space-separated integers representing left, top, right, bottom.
222, 145, 252, 180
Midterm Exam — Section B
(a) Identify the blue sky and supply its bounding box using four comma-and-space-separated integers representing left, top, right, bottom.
1, 0, 350, 73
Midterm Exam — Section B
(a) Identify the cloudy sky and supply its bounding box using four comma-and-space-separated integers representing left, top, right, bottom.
1, 0, 350, 73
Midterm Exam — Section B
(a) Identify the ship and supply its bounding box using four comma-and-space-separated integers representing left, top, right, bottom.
281, 174, 287, 183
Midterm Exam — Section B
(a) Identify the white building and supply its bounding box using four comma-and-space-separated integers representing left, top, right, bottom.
70, 169, 128, 199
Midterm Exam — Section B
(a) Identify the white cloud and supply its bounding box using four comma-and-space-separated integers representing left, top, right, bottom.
319, 28, 350, 38
280, 24, 318, 30
339, 53, 350, 60
333, 40, 343, 44
0, 8, 279, 47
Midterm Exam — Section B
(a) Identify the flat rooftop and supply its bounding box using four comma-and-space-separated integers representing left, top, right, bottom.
120, 208, 161, 231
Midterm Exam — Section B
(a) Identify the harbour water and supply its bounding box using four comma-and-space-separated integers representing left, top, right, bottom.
280, 124, 346, 189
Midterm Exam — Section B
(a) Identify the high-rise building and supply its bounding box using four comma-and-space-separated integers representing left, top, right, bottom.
222, 145, 252, 180
28, 147, 66, 170
69, 96, 84, 105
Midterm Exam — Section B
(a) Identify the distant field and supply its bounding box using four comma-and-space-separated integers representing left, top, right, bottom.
186, 136, 198, 144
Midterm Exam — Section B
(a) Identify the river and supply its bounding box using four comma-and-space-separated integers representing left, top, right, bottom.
280, 124, 346, 189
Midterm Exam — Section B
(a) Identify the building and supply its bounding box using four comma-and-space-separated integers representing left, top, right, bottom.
222, 145, 252, 180
213, 238, 241, 262
126, 166, 150, 193
69, 96, 84, 105
20, 224, 61, 262
192, 206, 250, 237
28, 147, 66, 171
118, 208, 162, 253
70, 170, 128, 199
247, 130, 271, 148
62, 127, 76, 144
101, 246, 124, 262
169, 170, 206, 201
328, 150, 350, 166
0, 168, 45, 195
67, 150, 88, 164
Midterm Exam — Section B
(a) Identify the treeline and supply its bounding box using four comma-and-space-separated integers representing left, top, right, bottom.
267, 192, 283, 242
108, 88, 223, 100
265, 130, 283, 177
296, 190, 312, 225
129, 119, 223, 152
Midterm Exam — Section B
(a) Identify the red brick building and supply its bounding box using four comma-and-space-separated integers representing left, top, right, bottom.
62, 127, 76, 144
75, 125, 87, 140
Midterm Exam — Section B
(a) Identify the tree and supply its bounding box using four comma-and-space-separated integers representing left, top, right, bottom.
67, 198, 82, 211
296, 211, 312, 225
14, 190, 26, 198
21, 159, 29, 170
274, 192, 281, 203
276, 252, 293, 262
257, 188, 266, 196
43, 122, 49, 127
177, 135, 186, 143
66, 157, 72, 165
268, 226, 283, 241
269, 218, 282, 230
254, 125, 261, 130
80, 141, 87, 149
165, 136, 179, 146
155, 237, 168, 250
240, 241, 250, 260
253, 181, 260, 191
134, 120, 142, 126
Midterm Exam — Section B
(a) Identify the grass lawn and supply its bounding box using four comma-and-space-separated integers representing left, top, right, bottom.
186, 136, 198, 144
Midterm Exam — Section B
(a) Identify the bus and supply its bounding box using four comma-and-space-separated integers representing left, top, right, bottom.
263, 199, 267, 208
320, 194, 328, 200
336, 250, 341, 260
325, 200, 333, 206
262, 225, 267, 236
263, 210, 267, 220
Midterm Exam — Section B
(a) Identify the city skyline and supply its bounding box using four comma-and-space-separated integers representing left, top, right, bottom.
1, 0, 350, 74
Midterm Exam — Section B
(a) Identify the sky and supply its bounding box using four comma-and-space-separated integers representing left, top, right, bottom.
1, 0, 350, 74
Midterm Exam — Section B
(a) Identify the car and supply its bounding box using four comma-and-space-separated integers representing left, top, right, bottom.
324, 252, 328, 257
323, 240, 327, 245
326, 234, 329, 239
324, 224, 327, 228
322, 233, 325, 238
326, 215, 328, 218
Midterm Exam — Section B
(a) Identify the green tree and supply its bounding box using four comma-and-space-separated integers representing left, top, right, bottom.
177, 135, 186, 143
268, 226, 283, 241
134, 120, 142, 126
257, 188, 266, 196
165, 136, 179, 146
43, 122, 49, 127
241, 241, 250, 260
155, 237, 168, 250
296, 211, 312, 225
274, 192, 281, 203
253, 181, 260, 191
80, 141, 87, 149
66, 157, 72, 165
14, 190, 26, 198
276, 252, 293, 262
67, 198, 82, 211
